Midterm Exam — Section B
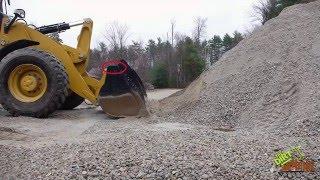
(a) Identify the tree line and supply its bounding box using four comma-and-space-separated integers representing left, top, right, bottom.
88, 19, 243, 88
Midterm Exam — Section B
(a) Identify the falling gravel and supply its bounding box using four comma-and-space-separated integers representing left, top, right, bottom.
1, 1, 320, 179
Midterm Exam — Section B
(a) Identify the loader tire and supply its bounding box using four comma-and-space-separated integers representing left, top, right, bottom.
60, 92, 84, 110
0, 48, 68, 118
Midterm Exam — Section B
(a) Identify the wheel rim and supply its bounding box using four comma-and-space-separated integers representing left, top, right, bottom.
8, 64, 48, 102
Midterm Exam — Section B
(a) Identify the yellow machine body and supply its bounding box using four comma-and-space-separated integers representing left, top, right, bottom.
0, 16, 105, 105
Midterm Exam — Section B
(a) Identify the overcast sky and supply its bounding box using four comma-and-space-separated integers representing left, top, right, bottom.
7, 0, 259, 48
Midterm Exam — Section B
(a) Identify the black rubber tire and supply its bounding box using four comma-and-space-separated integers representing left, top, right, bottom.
60, 92, 84, 110
0, 48, 68, 118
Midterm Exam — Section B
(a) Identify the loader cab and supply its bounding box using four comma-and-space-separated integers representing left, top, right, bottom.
0, 0, 25, 35
0, 0, 27, 35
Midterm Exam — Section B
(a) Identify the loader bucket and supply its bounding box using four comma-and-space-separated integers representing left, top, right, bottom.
98, 60, 148, 118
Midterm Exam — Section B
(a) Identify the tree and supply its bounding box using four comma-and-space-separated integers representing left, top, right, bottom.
146, 39, 157, 67
208, 35, 222, 65
127, 41, 149, 82
222, 33, 233, 52
104, 21, 129, 59
170, 19, 176, 46
280, 0, 301, 7
127, 41, 145, 68
98, 42, 108, 60
192, 17, 208, 47
151, 63, 169, 88
232, 31, 244, 48
145, 37, 177, 87
174, 35, 187, 87
182, 37, 206, 83
174, 32, 187, 44
87, 42, 108, 71
253, 0, 280, 24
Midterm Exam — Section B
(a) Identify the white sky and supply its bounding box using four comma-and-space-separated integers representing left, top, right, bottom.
7, 0, 259, 48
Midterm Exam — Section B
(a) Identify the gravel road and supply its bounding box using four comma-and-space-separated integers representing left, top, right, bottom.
0, 102, 318, 179
1, 108, 318, 179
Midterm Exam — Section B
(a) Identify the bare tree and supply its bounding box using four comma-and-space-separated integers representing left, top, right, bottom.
192, 17, 207, 45
174, 32, 187, 44
105, 23, 117, 49
116, 23, 129, 51
170, 19, 176, 47
252, 0, 279, 24
104, 21, 129, 58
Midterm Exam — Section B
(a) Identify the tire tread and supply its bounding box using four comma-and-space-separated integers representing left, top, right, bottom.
0, 48, 69, 118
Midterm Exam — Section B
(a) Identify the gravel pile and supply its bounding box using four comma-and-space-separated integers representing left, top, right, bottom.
159, 1, 320, 138
151, 1, 320, 178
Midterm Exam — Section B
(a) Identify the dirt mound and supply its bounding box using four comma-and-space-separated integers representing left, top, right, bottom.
158, 1, 320, 136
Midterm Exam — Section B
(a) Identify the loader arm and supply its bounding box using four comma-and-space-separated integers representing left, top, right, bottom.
62, 19, 107, 99
36, 19, 107, 100
77, 18, 92, 64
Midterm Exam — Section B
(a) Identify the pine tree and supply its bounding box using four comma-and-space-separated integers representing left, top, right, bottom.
232, 31, 244, 48
222, 33, 233, 52
151, 63, 169, 88
208, 35, 222, 65
182, 37, 206, 82
146, 40, 157, 67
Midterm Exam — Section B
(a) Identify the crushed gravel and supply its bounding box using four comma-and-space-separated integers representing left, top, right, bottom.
1, 1, 320, 179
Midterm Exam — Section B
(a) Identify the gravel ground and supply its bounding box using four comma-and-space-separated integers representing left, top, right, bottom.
147, 89, 181, 100
1, 1, 320, 179
0, 112, 319, 179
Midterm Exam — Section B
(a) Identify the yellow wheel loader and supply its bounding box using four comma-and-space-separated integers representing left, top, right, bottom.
0, 0, 147, 118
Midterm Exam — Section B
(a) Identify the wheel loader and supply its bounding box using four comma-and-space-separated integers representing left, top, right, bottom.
0, 0, 147, 118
